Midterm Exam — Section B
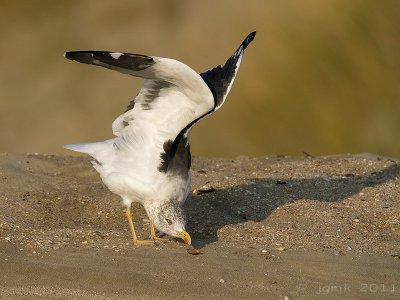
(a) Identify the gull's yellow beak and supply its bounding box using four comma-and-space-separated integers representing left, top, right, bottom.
177, 230, 191, 245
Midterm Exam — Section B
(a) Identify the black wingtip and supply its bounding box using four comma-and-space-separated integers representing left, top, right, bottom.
64, 51, 79, 60
242, 31, 256, 49
64, 51, 95, 64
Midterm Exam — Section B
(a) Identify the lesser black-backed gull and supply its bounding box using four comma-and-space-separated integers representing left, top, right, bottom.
64, 31, 256, 246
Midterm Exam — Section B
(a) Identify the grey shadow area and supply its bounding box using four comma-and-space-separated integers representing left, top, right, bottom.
184, 161, 400, 248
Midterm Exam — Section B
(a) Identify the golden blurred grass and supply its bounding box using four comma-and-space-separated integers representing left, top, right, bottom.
0, 0, 399, 157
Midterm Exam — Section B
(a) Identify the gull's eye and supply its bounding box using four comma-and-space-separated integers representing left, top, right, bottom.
165, 218, 172, 225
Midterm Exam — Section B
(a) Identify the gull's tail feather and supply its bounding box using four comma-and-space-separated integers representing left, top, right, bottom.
64, 143, 94, 155
64, 139, 114, 156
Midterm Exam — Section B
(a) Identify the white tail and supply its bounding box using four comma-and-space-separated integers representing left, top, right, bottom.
64, 139, 114, 157
64, 143, 96, 155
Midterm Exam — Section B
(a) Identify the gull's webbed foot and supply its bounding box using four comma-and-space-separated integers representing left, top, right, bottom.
133, 239, 155, 246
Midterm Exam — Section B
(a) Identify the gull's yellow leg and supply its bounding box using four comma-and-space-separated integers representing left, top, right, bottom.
125, 207, 154, 246
150, 223, 170, 242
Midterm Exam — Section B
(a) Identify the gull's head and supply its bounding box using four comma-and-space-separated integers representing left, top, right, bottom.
146, 202, 191, 245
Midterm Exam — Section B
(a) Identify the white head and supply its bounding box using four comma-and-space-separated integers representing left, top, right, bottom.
145, 201, 191, 245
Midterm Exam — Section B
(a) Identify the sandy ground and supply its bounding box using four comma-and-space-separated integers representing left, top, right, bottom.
0, 153, 399, 299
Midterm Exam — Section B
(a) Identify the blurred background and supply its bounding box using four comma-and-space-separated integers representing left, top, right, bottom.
1, 0, 399, 157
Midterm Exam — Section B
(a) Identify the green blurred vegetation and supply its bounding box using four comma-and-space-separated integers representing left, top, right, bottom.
0, 0, 399, 157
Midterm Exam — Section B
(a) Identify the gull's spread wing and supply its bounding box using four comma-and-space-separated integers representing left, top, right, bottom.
64, 51, 214, 138
64, 31, 256, 173
65, 51, 214, 173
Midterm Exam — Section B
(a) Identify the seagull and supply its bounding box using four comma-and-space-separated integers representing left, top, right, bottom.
64, 31, 256, 246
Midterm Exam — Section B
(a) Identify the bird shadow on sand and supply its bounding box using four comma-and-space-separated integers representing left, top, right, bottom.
184, 162, 400, 248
